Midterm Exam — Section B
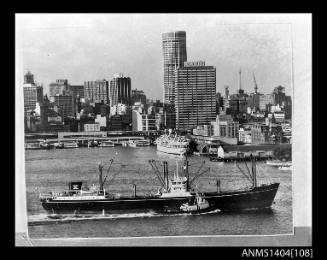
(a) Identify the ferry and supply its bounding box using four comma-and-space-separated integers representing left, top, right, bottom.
88, 140, 99, 147
54, 142, 64, 149
266, 160, 292, 167
128, 139, 150, 147
39, 140, 55, 149
25, 142, 41, 150
39, 155, 280, 214
156, 134, 189, 155
99, 140, 115, 147
62, 141, 78, 148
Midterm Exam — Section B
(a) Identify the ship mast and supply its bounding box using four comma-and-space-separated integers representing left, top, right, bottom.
188, 160, 210, 187
148, 160, 167, 190
250, 154, 257, 188
98, 162, 104, 193
183, 155, 190, 190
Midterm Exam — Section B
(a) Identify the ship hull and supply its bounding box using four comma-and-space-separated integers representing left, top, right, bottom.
204, 183, 279, 211
41, 183, 279, 214
156, 144, 188, 155
41, 196, 191, 214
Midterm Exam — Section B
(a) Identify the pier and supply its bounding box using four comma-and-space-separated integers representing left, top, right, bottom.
24, 130, 163, 149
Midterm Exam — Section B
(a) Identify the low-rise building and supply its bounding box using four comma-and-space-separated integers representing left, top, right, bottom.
107, 114, 132, 131
58, 131, 107, 140
239, 127, 252, 144
155, 112, 165, 130
84, 123, 100, 132
273, 111, 285, 123
210, 114, 239, 138
132, 110, 156, 131
95, 115, 107, 130
251, 123, 270, 144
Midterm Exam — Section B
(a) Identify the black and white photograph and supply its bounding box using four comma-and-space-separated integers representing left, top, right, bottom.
15, 13, 311, 246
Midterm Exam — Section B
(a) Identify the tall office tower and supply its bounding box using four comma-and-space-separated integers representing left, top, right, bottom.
175, 61, 216, 131
84, 79, 109, 104
109, 74, 131, 106
23, 84, 43, 113
162, 31, 187, 105
66, 85, 84, 99
23, 71, 43, 113
49, 79, 69, 96
24, 71, 34, 84
53, 95, 75, 119
273, 85, 286, 106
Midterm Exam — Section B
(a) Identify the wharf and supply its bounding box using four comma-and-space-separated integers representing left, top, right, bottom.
209, 156, 271, 162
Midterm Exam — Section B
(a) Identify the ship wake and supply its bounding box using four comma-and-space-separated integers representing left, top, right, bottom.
28, 209, 221, 226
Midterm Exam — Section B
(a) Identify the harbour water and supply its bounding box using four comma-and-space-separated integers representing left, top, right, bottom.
26, 146, 292, 238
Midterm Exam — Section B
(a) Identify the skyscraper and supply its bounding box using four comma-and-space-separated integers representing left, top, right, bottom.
175, 61, 216, 130
49, 79, 69, 96
109, 74, 131, 106
24, 71, 34, 84
84, 79, 109, 104
23, 71, 43, 113
162, 31, 187, 105
53, 95, 75, 119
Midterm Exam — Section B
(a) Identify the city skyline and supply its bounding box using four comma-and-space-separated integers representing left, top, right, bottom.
17, 14, 293, 101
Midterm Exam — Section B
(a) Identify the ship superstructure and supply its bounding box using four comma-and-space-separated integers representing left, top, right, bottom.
156, 133, 189, 155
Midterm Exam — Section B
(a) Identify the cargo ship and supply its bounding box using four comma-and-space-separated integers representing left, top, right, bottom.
156, 133, 189, 155
39, 156, 279, 214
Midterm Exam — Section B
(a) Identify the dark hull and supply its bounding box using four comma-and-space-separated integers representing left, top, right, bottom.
41, 183, 279, 214
204, 183, 279, 211
42, 196, 191, 214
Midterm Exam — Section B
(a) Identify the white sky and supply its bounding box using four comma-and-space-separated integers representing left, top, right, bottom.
16, 14, 293, 100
